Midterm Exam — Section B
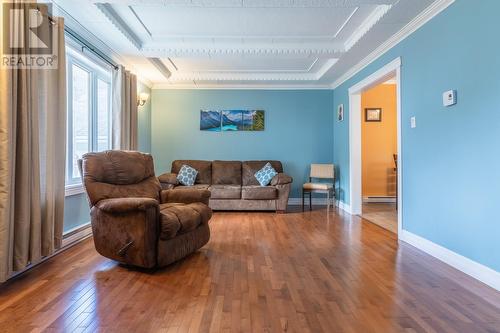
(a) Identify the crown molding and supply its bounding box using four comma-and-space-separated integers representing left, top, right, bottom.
344, 4, 392, 51
170, 59, 337, 82
148, 58, 172, 79
95, 3, 143, 50
315, 58, 338, 79
151, 83, 333, 90
331, 0, 456, 89
166, 58, 337, 82
141, 43, 344, 58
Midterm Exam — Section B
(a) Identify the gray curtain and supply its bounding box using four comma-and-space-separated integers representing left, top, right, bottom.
112, 65, 138, 150
0, 3, 67, 282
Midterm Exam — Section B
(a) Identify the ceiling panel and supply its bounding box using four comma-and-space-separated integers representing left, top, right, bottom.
169, 57, 319, 72
133, 7, 357, 38
54, 0, 442, 88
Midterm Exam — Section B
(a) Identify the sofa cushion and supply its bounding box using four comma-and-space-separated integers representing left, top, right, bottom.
177, 164, 198, 186
254, 162, 278, 186
172, 160, 211, 184
212, 160, 242, 185
174, 184, 210, 191
242, 161, 283, 186
159, 202, 211, 239
209, 185, 241, 199
242, 185, 278, 200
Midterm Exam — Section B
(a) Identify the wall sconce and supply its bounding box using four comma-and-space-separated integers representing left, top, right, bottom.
137, 92, 149, 107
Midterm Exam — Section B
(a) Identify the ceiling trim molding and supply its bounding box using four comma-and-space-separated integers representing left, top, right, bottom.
152, 83, 333, 90
315, 58, 338, 79
95, 3, 143, 50
148, 58, 172, 79
167, 58, 338, 81
141, 44, 344, 57
168, 58, 336, 82
343, 4, 392, 51
331, 0, 456, 89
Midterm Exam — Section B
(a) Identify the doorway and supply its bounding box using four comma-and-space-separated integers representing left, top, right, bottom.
360, 78, 398, 233
348, 58, 402, 236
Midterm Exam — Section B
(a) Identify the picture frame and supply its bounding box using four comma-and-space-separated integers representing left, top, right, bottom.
337, 104, 344, 122
200, 109, 265, 131
365, 108, 382, 122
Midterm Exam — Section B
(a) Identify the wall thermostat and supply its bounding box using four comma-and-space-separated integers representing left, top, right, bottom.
443, 90, 457, 107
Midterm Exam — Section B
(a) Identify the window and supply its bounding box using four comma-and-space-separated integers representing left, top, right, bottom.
66, 45, 112, 188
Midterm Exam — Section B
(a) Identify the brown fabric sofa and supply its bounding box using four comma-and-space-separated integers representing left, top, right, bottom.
158, 160, 293, 213
79, 151, 212, 268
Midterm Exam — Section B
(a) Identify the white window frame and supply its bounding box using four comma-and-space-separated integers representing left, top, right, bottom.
65, 44, 112, 196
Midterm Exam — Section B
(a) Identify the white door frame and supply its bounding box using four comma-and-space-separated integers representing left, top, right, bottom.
348, 57, 403, 236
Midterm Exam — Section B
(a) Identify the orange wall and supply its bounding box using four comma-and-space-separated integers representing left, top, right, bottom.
361, 83, 397, 197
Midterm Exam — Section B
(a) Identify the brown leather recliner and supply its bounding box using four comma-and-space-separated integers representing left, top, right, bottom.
79, 150, 212, 268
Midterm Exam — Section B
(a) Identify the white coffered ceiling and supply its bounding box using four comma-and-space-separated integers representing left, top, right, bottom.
53, 0, 438, 88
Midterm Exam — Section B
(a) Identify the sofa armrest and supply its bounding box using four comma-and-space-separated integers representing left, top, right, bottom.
95, 197, 159, 213
271, 173, 293, 186
91, 198, 159, 268
160, 189, 211, 205
275, 183, 292, 213
158, 172, 179, 185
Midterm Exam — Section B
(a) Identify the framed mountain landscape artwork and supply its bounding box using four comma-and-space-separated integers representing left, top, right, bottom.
200, 110, 222, 131
222, 110, 265, 131
200, 110, 265, 131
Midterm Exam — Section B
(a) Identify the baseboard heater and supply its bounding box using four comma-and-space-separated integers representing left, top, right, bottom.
363, 196, 396, 203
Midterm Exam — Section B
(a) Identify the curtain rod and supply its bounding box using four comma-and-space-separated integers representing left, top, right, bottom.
40, 5, 119, 70
64, 27, 119, 70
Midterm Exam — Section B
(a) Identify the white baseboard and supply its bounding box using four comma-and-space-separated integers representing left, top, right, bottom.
400, 230, 500, 291
62, 223, 92, 248
288, 198, 352, 214
338, 201, 352, 214
363, 196, 396, 203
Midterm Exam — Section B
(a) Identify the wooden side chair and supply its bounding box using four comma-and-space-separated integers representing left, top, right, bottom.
302, 164, 336, 211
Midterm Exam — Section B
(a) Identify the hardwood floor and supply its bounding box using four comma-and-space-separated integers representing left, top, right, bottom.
362, 203, 398, 233
1, 207, 499, 333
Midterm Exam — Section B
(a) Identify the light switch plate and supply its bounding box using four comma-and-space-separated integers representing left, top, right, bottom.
410, 116, 416, 128
443, 90, 457, 107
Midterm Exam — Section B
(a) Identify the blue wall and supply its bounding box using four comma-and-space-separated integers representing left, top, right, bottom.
63, 80, 153, 233
151, 89, 334, 196
333, 0, 500, 271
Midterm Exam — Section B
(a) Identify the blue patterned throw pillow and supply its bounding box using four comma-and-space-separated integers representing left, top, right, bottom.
254, 162, 278, 186
177, 164, 198, 186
